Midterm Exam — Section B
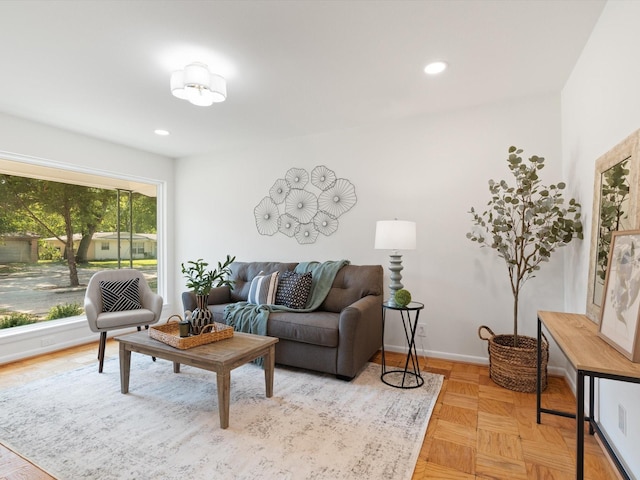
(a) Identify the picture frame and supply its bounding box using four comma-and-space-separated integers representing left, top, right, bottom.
586, 128, 640, 322
598, 229, 640, 362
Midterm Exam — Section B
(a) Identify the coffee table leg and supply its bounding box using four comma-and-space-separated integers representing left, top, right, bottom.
216, 370, 230, 429
119, 342, 131, 394
264, 345, 275, 398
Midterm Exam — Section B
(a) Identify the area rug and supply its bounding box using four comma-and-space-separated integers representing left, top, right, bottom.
0, 355, 443, 480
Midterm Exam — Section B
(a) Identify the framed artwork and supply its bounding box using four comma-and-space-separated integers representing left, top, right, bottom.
586, 129, 640, 322
599, 230, 640, 362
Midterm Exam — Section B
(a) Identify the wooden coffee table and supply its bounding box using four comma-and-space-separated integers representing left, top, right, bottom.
115, 330, 278, 429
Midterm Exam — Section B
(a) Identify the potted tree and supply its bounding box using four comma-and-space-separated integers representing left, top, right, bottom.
467, 146, 583, 392
181, 255, 235, 334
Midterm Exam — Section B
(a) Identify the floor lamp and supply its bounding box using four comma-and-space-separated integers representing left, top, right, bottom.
374, 220, 416, 304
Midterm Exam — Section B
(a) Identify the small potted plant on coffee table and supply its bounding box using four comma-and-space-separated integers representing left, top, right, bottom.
181, 255, 235, 334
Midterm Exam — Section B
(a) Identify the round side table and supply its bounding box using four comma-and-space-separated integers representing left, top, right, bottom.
381, 300, 425, 389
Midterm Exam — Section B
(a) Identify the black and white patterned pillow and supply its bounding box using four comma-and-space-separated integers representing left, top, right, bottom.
275, 271, 312, 309
99, 278, 142, 312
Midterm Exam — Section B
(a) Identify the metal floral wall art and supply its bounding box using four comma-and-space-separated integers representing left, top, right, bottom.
254, 166, 357, 244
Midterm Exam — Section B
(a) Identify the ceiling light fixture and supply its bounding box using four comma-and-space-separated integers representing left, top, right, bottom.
154, 129, 170, 136
170, 62, 227, 106
424, 61, 448, 75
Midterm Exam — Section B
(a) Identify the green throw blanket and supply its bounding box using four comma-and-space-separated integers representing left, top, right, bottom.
223, 259, 349, 338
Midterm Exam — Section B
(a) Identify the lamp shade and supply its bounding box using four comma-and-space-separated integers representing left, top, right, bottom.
374, 220, 416, 250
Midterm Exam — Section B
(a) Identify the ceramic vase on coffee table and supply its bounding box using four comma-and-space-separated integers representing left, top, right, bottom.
189, 294, 213, 335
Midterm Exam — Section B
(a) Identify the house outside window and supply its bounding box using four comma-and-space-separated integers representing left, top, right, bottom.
101, 241, 109, 251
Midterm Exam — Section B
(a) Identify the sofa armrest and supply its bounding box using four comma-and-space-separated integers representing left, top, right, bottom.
336, 295, 383, 378
181, 286, 232, 312
338, 295, 382, 340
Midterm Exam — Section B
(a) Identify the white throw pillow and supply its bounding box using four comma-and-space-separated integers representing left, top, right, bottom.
247, 271, 279, 305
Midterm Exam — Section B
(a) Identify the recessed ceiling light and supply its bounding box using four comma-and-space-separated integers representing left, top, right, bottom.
154, 129, 170, 136
424, 61, 448, 75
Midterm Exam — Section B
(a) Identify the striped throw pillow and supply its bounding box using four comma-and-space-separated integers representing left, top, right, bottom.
247, 271, 279, 305
99, 278, 142, 312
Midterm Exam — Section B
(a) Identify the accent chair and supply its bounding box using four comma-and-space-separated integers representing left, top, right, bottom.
84, 269, 162, 372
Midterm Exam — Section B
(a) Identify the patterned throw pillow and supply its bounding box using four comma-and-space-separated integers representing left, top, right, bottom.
247, 271, 279, 305
275, 271, 312, 309
99, 278, 142, 312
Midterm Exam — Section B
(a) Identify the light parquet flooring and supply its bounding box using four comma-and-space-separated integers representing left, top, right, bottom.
0, 341, 621, 480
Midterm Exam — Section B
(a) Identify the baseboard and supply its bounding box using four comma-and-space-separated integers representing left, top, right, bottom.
383, 342, 569, 380
383, 342, 488, 366
4, 323, 571, 388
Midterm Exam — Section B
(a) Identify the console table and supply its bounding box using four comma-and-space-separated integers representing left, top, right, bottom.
537, 311, 640, 480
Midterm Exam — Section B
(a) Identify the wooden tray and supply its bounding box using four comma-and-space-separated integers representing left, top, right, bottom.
149, 316, 233, 349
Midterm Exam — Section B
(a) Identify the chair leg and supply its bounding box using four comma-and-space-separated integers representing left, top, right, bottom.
141, 325, 155, 361
98, 332, 107, 373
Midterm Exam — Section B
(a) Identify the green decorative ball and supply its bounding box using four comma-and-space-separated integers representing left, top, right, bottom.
394, 289, 411, 307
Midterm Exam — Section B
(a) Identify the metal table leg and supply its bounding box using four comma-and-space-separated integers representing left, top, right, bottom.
577, 370, 585, 480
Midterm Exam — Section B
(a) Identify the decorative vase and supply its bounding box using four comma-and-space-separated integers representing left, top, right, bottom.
190, 294, 213, 335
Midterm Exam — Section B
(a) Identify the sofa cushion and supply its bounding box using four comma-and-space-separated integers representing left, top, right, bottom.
210, 304, 339, 347
247, 271, 279, 305
268, 310, 339, 347
99, 278, 142, 312
209, 303, 229, 324
275, 271, 312, 309
96, 308, 155, 329
320, 265, 383, 313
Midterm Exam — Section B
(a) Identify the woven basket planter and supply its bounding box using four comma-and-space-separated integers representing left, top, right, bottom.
479, 325, 548, 393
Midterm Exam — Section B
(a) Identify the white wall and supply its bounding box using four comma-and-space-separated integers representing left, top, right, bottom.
0, 112, 176, 363
174, 92, 570, 367
562, 1, 640, 477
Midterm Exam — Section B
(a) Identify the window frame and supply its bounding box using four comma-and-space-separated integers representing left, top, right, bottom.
0, 150, 167, 347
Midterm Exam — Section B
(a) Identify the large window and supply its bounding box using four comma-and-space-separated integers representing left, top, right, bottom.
0, 158, 159, 331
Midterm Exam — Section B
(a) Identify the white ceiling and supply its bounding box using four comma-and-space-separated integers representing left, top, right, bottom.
0, 0, 605, 159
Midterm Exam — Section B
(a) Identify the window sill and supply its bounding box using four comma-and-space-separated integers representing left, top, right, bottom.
0, 315, 84, 338
0, 316, 95, 365
0, 305, 170, 365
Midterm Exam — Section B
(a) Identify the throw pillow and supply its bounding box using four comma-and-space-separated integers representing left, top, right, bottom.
247, 271, 279, 305
99, 278, 143, 312
275, 271, 312, 309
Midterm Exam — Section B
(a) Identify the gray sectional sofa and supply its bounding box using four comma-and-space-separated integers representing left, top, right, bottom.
182, 261, 383, 379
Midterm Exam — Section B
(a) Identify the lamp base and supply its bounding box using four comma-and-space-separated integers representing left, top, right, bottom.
388, 253, 404, 304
